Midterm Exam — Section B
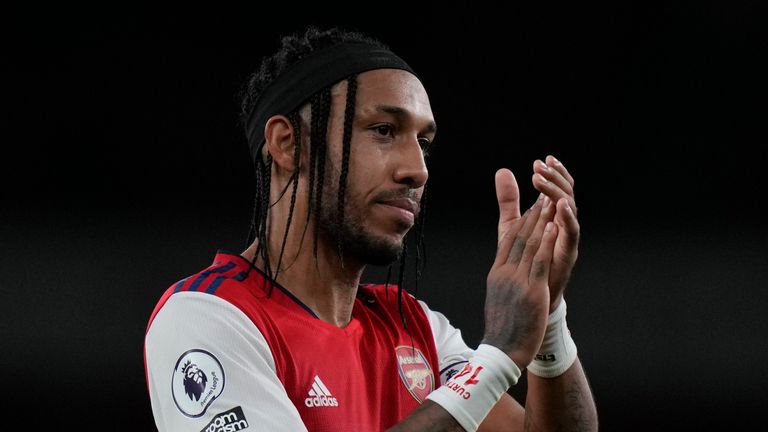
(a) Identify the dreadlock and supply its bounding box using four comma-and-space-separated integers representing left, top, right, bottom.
238, 26, 429, 326
336, 74, 357, 268
310, 88, 331, 262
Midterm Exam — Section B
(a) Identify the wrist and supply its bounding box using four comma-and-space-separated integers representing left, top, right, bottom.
549, 294, 563, 314
426, 344, 521, 432
527, 299, 578, 378
478, 339, 528, 372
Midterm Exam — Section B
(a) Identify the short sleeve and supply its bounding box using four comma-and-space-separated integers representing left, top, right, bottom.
418, 300, 476, 385
145, 292, 308, 432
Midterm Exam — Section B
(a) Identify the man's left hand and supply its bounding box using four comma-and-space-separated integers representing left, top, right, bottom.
532, 155, 580, 313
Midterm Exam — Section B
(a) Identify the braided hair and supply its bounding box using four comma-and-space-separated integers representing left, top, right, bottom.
238, 27, 428, 327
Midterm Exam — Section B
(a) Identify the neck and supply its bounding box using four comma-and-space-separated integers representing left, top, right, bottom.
241, 228, 365, 328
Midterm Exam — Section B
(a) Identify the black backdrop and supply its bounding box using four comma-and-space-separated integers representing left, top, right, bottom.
3, 2, 767, 430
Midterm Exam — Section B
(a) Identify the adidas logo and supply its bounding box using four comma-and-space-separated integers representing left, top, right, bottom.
304, 375, 339, 407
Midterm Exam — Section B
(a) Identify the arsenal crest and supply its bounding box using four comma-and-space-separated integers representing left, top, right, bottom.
394, 345, 434, 403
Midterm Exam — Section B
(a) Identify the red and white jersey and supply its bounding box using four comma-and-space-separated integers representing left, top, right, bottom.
144, 250, 474, 432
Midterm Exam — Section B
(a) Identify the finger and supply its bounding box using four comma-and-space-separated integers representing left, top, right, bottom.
530, 222, 558, 287
505, 195, 545, 266
533, 159, 574, 197
532, 171, 578, 217
494, 206, 532, 267
546, 155, 575, 188
555, 198, 580, 253
496, 169, 522, 235
517, 196, 557, 273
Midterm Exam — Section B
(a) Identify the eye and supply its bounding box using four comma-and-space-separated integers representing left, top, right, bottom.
374, 124, 394, 137
418, 137, 432, 156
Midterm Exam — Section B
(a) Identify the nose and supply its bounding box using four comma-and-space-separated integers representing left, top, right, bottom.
393, 136, 429, 188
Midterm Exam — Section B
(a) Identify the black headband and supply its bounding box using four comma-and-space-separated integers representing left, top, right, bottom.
245, 42, 416, 164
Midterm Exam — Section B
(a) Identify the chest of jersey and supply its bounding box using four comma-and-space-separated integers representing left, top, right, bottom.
242, 286, 439, 432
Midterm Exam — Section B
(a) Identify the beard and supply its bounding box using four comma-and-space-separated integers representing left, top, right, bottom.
317, 193, 406, 266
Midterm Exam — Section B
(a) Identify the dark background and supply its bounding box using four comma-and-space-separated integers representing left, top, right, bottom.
3, 2, 767, 430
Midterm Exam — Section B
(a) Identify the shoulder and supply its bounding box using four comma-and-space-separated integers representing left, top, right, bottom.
144, 254, 276, 368
144, 287, 307, 431
147, 257, 270, 331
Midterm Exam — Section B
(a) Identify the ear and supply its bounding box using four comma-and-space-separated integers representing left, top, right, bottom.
264, 115, 298, 172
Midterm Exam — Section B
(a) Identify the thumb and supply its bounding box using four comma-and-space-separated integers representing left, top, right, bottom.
496, 168, 521, 235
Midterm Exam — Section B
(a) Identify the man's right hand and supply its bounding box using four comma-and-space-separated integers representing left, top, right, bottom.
481, 168, 558, 370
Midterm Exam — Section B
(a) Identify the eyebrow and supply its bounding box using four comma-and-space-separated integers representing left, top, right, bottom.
375, 104, 437, 134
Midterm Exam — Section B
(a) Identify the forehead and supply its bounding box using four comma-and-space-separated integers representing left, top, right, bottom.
333, 69, 434, 123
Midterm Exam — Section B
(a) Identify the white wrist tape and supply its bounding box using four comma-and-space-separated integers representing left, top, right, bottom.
426, 343, 521, 432
527, 299, 578, 378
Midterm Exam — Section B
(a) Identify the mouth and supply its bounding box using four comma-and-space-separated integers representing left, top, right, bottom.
377, 198, 419, 217
375, 198, 419, 228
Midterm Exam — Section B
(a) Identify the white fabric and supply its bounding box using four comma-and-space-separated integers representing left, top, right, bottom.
527, 299, 578, 378
417, 300, 475, 384
145, 292, 308, 432
425, 344, 520, 432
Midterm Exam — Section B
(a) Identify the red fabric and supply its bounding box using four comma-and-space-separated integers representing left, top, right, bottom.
148, 250, 440, 431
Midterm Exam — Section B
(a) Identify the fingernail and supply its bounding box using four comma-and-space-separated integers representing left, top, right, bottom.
545, 222, 554, 232
553, 157, 561, 165
565, 202, 572, 212
539, 160, 549, 170
543, 197, 551, 208
538, 173, 548, 183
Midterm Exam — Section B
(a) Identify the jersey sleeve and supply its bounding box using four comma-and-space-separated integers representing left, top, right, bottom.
145, 291, 308, 432
418, 300, 476, 386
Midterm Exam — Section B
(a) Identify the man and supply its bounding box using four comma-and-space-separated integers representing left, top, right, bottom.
145, 26, 597, 431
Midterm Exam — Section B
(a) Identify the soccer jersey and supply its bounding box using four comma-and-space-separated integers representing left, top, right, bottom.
144, 250, 474, 432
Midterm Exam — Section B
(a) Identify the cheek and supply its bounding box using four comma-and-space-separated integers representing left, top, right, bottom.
349, 140, 391, 176
347, 149, 389, 194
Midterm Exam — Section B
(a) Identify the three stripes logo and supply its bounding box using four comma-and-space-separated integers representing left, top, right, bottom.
304, 375, 339, 407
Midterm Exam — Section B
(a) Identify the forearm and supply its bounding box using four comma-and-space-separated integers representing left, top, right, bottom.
386, 400, 464, 432
523, 358, 597, 432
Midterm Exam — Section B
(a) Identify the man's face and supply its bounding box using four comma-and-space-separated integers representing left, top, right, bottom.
318, 68, 435, 265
